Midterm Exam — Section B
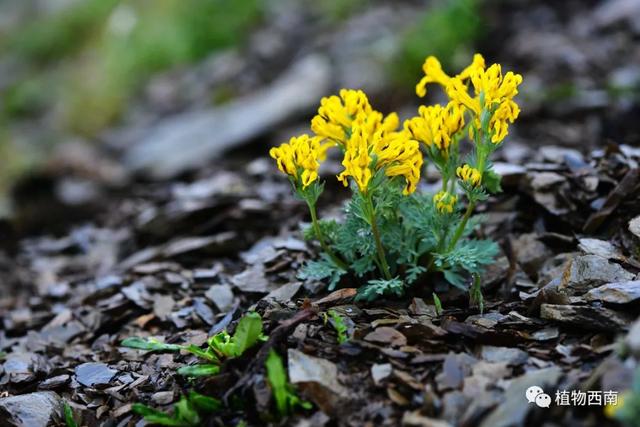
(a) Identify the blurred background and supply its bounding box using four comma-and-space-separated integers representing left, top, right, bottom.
0, 0, 638, 224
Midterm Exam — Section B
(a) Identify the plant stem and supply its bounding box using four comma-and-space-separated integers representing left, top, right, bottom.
365, 193, 392, 280
447, 201, 475, 252
307, 201, 348, 270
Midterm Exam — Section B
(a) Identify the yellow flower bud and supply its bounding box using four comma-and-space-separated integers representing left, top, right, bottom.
433, 191, 457, 214
456, 164, 482, 187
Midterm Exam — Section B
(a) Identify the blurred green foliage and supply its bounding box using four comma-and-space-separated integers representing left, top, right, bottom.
3, 0, 262, 135
393, 0, 483, 90
8, 0, 120, 63
312, 0, 368, 23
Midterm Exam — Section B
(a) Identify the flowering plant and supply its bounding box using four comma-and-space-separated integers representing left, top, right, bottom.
270, 54, 522, 306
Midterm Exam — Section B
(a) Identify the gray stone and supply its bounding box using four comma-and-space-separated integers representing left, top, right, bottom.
75, 362, 117, 388
371, 363, 392, 386
2, 353, 35, 384
205, 284, 234, 312
512, 233, 553, 279
287, 349, 348, 397
558, 255, 634, 295
540, 304, 633, 331
480, 346, 528, 365
629, 216, 640, 239
586, 281, 640, 304
578, 238, 623, 261
262, 282, 302, 304
0, 391, 62, 427
479, 367, 561, 427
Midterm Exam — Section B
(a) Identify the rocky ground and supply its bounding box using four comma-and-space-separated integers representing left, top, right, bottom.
1, 141, 639, 426
1, 1, 640, 426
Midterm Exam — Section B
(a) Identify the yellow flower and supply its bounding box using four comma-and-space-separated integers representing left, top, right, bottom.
337, 112, 423, 195
269, 134, 325, 188
416, 54, 485, 97
337, 123, 372, 192
445, 59, 523, 144
456, 164, 482, 187
404, 101, 465, 153
489, 98, 520, 143
311, 89, 373, 145
372, 130, 423, 195
433, 191, 457, 214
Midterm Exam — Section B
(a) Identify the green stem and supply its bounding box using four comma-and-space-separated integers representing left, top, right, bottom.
365, 193, 392, 280
307, 201, 348, 270
447, 201, 475, 252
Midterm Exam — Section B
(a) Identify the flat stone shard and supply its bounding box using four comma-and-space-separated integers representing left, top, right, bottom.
0, 391, 62, 427
586, 281, 640, 304
75, 362, 118, 388
287, 349, 351, 417
629, 216, 640, 238
513, 233, 553, 279
479, 367, 561, 427
558, 255, 634, 295
540, 304, 633, 331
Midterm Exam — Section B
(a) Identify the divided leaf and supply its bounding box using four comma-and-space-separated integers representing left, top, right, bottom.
356, 278, 405, 302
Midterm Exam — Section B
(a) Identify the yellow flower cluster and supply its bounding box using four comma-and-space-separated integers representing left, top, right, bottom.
308, 89, 422, 195
404, 101, 465, 153
416, 54, 522, 144
416, 54, 485, 98
271, 89, 423, 196
433, 191, 457, 214
337, 115, 423, 195
456, 164, 482, 187
311, 89, 373, 145
269, 134, 325, 188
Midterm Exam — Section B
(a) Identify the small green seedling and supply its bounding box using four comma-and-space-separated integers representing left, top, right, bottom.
208, 312, 266, 358
265, 349, 312, 418
433, 292, 443, 316
64, 402, 79, 427
121, 312, 265, 377
469, 273, 484, 314
132, 391, 221, 427
327, 310, 349, 344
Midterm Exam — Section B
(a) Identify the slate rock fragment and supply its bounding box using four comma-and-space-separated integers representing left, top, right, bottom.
480, 346, 528, 365
287, 349, 349, 416
479, 367, 561, 427
558, 255, 634, 295
0, 391, 62, 427
586, 281, 640, 304
75, 362, 118, 388
540, 304, 633, 331
205, 284, 234, 312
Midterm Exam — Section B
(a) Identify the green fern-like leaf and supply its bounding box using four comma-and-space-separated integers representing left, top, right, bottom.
437, 239, 498, 274
298, 254, 345, 290
355, 278, 405, 302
